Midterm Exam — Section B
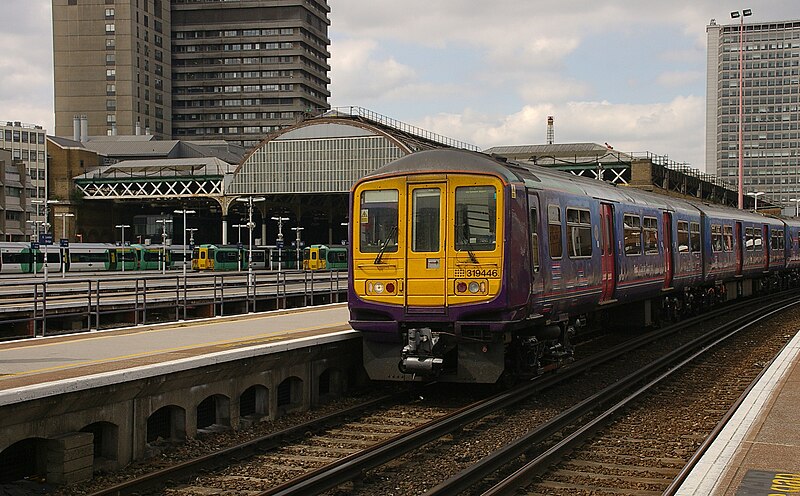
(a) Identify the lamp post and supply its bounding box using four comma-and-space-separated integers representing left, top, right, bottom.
731, 8, 752, 209
156, 218, 172, 274
56, 213, 75, 278
791, 198, 800, 217
232, 223, 246, 271
174, 209, 196, 279
115, 224, 131, 272
236, 196, 265, 289
748, 191, 764, 211
291, 226, 304, 270
32, 199, 58, 281
271, 215, 289, 273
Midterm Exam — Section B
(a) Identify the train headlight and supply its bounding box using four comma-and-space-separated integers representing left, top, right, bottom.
366, 280, 397, 295
454, 279, 489, 295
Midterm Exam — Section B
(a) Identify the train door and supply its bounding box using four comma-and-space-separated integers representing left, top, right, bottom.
599, 203, 616, 301
527, 194, 543, 301
735, 222, 743, 275
405, 183, 446, 311
662, 212, 674, 289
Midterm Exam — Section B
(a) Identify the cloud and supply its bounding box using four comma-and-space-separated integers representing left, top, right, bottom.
329, 39, 417, 102
656, 70, 704, 88
517, 76, 592, 103
416, 95, 707, 170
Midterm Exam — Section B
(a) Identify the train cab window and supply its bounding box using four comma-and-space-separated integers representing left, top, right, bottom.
677, 221, 690, 253
566, 208, 592, 258
643, 217, 658, 255
623, 214, 641, 255
690, 222, 701, 254
724, 225, 734, 252
411, 188, 440, 252
360, 189, 399, 253
547, 205, 562, 259
529, 206, 540, 272
711, 225, 723, 253
455, 186, 496, 251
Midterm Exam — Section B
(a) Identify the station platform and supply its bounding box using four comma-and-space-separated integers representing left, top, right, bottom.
676, 329, 800, 495
0, 303, 353, 400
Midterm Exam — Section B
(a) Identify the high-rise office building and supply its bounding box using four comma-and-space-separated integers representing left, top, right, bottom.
706, 18, 800, 211
53, 0, 331, 148
0, 121, 48, 235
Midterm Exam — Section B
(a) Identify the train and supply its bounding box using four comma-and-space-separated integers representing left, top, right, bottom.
0, 242, 185, 274
190, 243, 344, 272
303, 244, 348, 271
348, 148, 800, 384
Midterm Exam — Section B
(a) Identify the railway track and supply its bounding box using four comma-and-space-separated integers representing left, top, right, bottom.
66, 291, 798, 496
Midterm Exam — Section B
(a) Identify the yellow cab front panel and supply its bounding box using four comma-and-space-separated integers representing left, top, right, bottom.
352, 173, 503, 309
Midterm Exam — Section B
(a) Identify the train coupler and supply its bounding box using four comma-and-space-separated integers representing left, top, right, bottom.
398, 327, 444, 376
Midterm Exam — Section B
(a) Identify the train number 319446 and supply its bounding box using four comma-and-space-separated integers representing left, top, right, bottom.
465, 268, 498, 278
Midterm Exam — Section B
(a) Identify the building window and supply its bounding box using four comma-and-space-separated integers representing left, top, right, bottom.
105, 23, 115, 34
106, 38, 115, 49
107, 83, 116, 95
106, 69, 116, 80
106, 99, 116, 110
105, 8, 114, 19
106, 54, 116, 65
107, 114, 116, 124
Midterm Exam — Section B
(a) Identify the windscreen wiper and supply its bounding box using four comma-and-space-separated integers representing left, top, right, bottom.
458, 231, 479, 264
374, 225, 398, 264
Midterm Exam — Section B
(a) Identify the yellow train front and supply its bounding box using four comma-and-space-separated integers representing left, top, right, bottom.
349, 150, 529, 383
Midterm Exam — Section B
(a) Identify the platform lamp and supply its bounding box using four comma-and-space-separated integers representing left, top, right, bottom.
271, 215, 289, 273
791, 198, 800, 217
232, 223, 247, 271
115, 224, 131, 272
32, 199, 58, 283
236, 196, 265, 291
156, 218, 173, 274
748, 191, 764, 211
56, 213, 75, 278
174, 209, 196, 279
731, 8, 752, 209
291, 226, 304, 270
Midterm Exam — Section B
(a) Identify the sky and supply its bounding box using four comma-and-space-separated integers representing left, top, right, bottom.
1, 1, 797, 174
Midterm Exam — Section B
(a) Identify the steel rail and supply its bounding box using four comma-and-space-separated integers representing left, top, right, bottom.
258, 292, 796, 496
86, 393, 397, 496
470, 296, 799, 496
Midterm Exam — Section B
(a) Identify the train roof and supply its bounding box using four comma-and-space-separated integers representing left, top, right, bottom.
364, 149, 523, 184
366, 149, 800, 225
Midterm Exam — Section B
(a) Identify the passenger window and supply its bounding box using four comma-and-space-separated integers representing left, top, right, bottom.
690, 222, 701, 254
677, 221, 690, 253
643, 217, 658, 255
529, 206, 540, 273
567, 208, 592, 258
724, 225, 734, 252
711, 225, 723, 253
623, 214, 641, 255
548, 205, 562, 259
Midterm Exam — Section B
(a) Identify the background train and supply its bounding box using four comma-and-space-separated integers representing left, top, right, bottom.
191, 244, 347, 272
348, 149, 800, 384
0, 242, 187, 274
